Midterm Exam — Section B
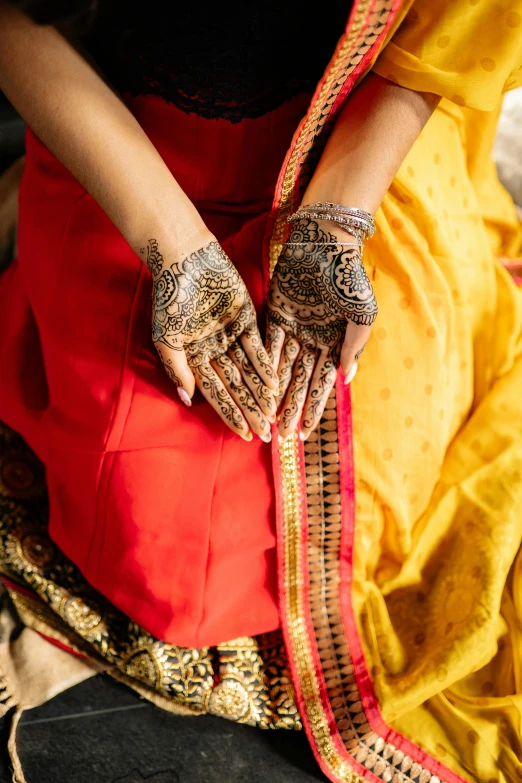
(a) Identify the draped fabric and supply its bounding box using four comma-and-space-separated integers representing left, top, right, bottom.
1, 1, 522, 782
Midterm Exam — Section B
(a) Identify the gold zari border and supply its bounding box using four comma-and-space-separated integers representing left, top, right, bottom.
272, 0, 453, 781
280, 429, 366, 783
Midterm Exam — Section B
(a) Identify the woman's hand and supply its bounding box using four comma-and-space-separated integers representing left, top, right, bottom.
143, 238, 279, 442
266, 218, 378, 440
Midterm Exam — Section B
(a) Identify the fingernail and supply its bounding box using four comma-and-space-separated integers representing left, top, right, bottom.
260, 432, 272, 443
241, 431, 253, 442
344, 362, 358, 385
299, 431, 310, 441
177, 388, 192, 407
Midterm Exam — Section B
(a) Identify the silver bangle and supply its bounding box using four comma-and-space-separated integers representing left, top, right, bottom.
288, 212, 374, 241
288, 205, 375, 240
283, 241, 361, 248
287, 201, 375, 241
302, 202, 375, 224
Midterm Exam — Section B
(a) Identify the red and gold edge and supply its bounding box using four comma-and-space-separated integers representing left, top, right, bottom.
266, 1, 471, 781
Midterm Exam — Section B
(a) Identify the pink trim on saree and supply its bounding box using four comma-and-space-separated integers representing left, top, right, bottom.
336, 383, 469, 783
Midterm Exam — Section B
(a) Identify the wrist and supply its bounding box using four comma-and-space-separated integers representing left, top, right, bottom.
132, 214, 215, 268
288, 204, 374, 246
301, 181, 380, 216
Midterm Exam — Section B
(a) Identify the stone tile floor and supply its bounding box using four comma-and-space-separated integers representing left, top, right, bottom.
0, 675, 327, 783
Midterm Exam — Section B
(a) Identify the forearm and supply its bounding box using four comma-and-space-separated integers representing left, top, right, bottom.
0, 3, 212, 259
303, 73, 440, 212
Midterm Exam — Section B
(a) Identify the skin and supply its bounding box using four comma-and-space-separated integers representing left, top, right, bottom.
143, 238, 277, 441
0, 3, 278, 441
268, 74, 440, 439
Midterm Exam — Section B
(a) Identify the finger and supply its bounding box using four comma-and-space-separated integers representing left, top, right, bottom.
278, 345, 317, 440
213, 355, 272, 442
240, 320, 279, 393
193, 362, 252, 441
155, 341, 195, 405
340, 320, 373, 380
275, 336, 300, 410
300, 348, 338, 440
265, 320, 286, 374
228, 341, 277, 423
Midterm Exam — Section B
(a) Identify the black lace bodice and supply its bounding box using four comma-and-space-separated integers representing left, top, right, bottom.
80, 2, 351, 123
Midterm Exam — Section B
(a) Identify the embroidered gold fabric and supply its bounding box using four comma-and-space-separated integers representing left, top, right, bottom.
0, 421, 301, 730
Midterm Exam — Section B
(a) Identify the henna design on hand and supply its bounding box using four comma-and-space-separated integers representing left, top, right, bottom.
146, 239, 276, 438
300, 347, 339, 431
161, 355, 183, 387
214, 355, 271, 438
267, 219, 378, 438
149, 241, 244, 360
194, 362, 246, 433
269, 219, 377, 337
278, 345, 316, 433
228, 341, 277, 422
140, 238, 164, 277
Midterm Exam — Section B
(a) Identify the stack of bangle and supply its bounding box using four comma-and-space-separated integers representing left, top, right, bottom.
287, 202, 375, 244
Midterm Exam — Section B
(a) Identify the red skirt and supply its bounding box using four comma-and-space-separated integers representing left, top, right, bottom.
0, 92, 311, 647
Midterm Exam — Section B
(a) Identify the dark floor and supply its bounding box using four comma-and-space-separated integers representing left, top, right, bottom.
0, 674, 327, 783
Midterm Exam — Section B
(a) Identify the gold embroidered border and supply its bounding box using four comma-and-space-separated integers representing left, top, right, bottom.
279, 432, 365, 783
302, 396, 447, 782
273, 1, 452, 780
0, 422, 301, 731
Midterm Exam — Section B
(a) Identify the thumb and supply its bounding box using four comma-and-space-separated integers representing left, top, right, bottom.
340, 320, 372, 380
155, 342, 196, 405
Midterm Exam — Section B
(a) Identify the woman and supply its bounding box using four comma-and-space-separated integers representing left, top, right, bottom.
0, 1, 521, 782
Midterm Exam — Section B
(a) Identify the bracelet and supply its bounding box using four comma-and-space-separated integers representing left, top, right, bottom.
287, 202, 376, 241
292, 211, 375, 239
283, 241, 361, 248
289, 210, 375, 240
304, 202, 375, 224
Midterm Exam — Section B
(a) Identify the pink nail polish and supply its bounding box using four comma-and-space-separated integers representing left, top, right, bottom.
177, 388, 192, 407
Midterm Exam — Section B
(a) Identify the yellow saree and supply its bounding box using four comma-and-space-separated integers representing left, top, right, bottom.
1, 1, 522, 782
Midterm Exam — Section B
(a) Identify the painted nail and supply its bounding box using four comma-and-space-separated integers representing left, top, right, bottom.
177, 388, 192, 407
260, 431, 272, 443
299, 431, 310, 441
241, 431, 253, 442
344, 362, 358, 385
